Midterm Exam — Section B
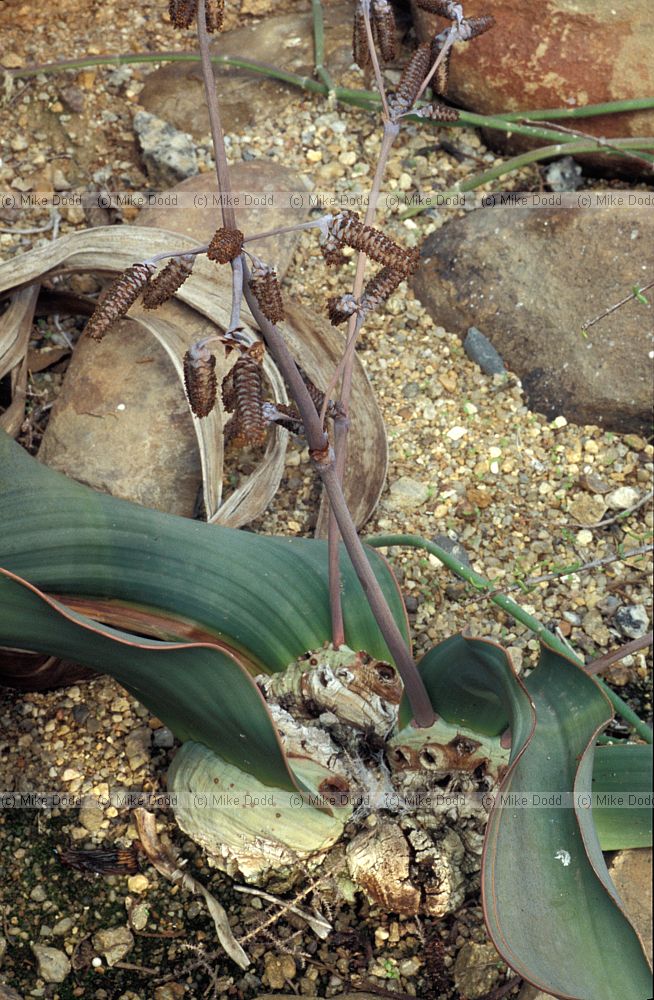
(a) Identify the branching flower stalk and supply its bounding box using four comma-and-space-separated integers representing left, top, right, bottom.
323, 0, 488, 646
191, 0, 435, 726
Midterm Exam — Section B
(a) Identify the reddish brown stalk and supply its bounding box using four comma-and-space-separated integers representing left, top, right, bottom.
194, 0, 434, 725
322, 122, 399, 643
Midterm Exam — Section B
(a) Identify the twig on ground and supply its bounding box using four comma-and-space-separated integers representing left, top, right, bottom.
472, 543, 653, 601
580, 489, 654, 528
518, 117, 654, 168
587, 632, 653, 676
581, 280, 654, 333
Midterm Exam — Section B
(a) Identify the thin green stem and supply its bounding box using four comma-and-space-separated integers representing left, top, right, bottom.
365, 534, 653, 744
399, 137, 654, 219
310, 0, 333, 92
10, 50, 653, 146
497, 97, 654, 122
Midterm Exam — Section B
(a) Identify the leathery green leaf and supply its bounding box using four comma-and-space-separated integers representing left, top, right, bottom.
592, 744, 653, 850
485, 644, 651, 998
0, 568, 305, 794
400, 633, 529, 737
412, 635, 652, 997
0, 431, 408, 670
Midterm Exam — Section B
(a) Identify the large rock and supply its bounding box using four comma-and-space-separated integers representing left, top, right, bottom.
38, 161, 312, 517
411, 199, 653, 432
139, 3, 356, 137
608, 848, 652, 964
38, 315, 204, 517
136, 164, 313, 278
412, 0, 654, 175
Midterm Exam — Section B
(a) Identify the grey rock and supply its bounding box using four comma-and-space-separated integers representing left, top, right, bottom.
58, 85, 85, 114
596, 594, 620, 616
432, 534, 472, 569
412, 201, 654, 433
79, 797, 104, 833
72, 704, 90, 725
404, 594, 419, 614
0, 935, 6, 965
29, 886, 47, 903
614, 604, 650, 639
30, 944, 71, 984
464, 327, 506, 375
402, 381, 421, 399
51, 917, 73, 937
92, 926, 134, 967
544, 157, 583, 192
386, 477, 431, 509
153, 727, 175, 750
133, 111, 198, 187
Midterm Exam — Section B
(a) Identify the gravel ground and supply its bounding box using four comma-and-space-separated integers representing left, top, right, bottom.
1, 1, 652, 998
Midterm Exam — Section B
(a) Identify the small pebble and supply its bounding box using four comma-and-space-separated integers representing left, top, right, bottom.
605, 486, 640, 511
614, 605, 650, 639
31, 945, 71, 984
463, 326, 505, 375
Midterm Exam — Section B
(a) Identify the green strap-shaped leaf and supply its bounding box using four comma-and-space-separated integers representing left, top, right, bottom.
0, 568, 303, 794
400, 633, 527, 737
0, 431, 408, 668
592, 744, 653, 850
413, 635, 652, 998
